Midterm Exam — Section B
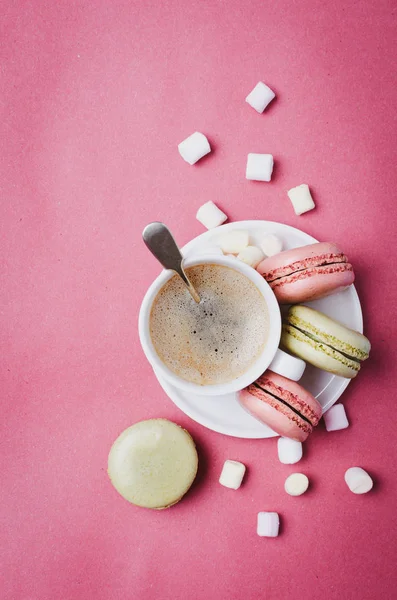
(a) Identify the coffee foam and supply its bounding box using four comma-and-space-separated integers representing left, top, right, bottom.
150, 264, 269, 385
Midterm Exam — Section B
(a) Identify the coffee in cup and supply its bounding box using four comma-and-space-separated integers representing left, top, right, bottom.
149, 264, 269, 385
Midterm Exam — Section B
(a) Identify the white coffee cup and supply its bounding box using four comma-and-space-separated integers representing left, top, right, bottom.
139, 254, 305, 396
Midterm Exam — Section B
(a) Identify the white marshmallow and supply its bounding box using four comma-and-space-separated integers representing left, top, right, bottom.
218, 230, 250, 254
196, 201, 228, 229
186, 245, 224, 258
344, 467, 373, 494
323, 404, 349, 432
246, 153, 274, 182
277, 437, 303, 465
284, 473, 309, 496
219, 460, 246, 490
260, 234, 283, 257
178, 132, 211, 165
287, 184, 315, 215
236, 246, 264, 268
257, 512, 280, 537
245, 82, 276, 113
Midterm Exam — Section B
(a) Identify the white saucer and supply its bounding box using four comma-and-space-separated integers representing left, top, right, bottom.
153, 220, 363, 439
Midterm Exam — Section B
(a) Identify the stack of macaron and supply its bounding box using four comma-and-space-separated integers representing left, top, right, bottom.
237, 241, 371, 440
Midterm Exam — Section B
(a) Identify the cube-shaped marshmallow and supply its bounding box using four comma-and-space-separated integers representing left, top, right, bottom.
196, 201, 228, 229
257, 512, 280, 537
323, 404, 349, 432
260, 233, 283, 257
178, 132, 211, 165
237, 246, 264, 268
287, 184, 315, 215
185, 245, 224, 259
219, 460, 246, 490
277, 437, 303, 464
218, 230, 250, 254
246, 153, 274, 182
246, 82, 276, 113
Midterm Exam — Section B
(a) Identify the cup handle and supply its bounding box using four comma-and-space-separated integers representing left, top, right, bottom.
268, 348, 306, 381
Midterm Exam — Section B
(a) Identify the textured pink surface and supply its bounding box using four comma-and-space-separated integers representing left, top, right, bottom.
1, 2, 397, 599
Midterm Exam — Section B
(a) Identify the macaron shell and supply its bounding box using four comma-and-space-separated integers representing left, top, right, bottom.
257, 242, 346, 275
108, 419, 198, 509
269, 264, 354, 304
239, 387, 311, 442
288, 305, 371, 359
281, 324, 359, 378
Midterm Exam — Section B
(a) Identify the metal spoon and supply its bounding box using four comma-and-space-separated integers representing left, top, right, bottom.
142, 222, 200, 303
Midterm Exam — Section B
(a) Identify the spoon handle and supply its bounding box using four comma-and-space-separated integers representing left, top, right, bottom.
142, 222, 200, 303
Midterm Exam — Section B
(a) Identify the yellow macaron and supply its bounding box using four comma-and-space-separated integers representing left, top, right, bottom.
108, 418, 198, 509
281, 305, 370, 378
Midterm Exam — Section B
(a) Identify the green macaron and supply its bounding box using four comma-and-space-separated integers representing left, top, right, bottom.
281, 305, 371, 378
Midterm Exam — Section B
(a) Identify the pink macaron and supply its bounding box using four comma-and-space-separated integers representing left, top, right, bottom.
257, 242, 354, 304
238, 371, 322, 441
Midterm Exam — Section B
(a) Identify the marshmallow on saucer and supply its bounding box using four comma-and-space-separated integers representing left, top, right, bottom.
260, 234, 283, 257
246, 154, 274, 182
237, 246, 264, 268
246, 82, 276, 113
178, 132, 211, 165
218, 230, 250, 254
185, 245, 224, 259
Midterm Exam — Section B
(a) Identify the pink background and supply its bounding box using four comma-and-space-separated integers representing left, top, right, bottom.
1, 1, 397, 599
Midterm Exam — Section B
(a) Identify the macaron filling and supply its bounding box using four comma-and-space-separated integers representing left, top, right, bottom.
282, 324, 361, 372
263, 253, 352, 287
287, 314, 369, 361
252, 382, 312, 425
250, 378, 320, 426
